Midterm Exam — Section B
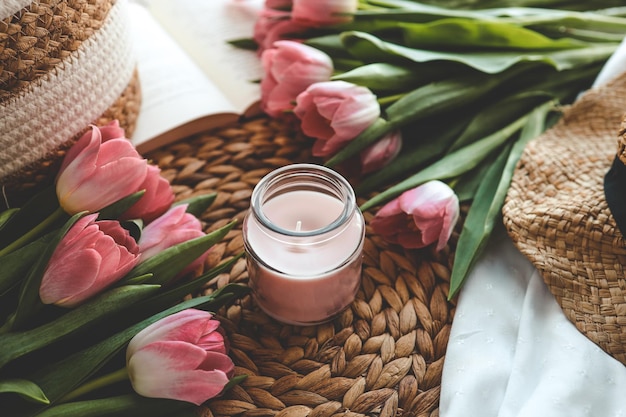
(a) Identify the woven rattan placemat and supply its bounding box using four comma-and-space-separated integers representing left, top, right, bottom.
145, 116, 458, 417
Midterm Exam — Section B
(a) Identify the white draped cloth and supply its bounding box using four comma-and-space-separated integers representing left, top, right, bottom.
440, 40, 626, 417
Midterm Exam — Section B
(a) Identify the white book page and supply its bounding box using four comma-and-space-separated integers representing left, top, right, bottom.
146, 0, 263, 113
128, 2, 237, 149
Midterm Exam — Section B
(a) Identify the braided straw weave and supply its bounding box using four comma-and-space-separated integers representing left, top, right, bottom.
146, 117, 459, 417
503, 71, 626, 364
1, 0, 140, 203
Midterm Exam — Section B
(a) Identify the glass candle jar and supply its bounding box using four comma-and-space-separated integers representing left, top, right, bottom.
243, 163, 365, 326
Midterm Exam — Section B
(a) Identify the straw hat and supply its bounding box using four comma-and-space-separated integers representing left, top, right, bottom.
0, 0, 141, 204
503, 70, 626, 365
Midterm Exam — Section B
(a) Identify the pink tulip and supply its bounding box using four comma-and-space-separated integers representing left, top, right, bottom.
261, 40, 333, 118
120, 165, 175, 224
369, 180, 459, 251
292, 0, 357, 26
294, 80, 380, 157
138, 204, 208, 274
254, 9, 308, 54
39, 214, 140, 307
126, 309, 234, 405
56, 124, 148, 214
97, 120, 126, 142
360, 130, 402, 175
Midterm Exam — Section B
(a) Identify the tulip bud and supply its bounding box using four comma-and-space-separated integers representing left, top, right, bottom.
294, 80, 380, 157
254, 9, 308, 54
260, 40, 334, 118
126, 309, 234, 405
56, 124, 148, 215
120, 164, 175, 224
138, 205, 208, 275
369, 180, 460, 251
360, 130, 402, 175
292, 0, 357, 26
39, 214, 140, 307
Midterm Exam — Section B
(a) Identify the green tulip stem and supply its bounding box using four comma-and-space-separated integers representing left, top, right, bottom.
60, 367, 130, 403
0, 207, 66, 257
377, 93, 405, 107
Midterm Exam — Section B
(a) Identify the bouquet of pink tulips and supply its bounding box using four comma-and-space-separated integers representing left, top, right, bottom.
0, 122, 248, 416
242, 0, 626, 297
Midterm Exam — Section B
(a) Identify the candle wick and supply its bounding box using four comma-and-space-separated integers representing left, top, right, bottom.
295, 220, 302, 232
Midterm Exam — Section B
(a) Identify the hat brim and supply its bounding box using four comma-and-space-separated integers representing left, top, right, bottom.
503, 70, 626, 365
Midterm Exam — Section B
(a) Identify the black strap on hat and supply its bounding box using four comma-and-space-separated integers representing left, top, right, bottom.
604, 156, 626, 235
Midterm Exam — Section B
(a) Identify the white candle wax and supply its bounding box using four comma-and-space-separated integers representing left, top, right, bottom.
243, 165, 365, 325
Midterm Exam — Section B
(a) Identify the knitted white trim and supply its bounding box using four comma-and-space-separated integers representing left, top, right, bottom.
0, 0, 32, 20
0, 0, 135, 180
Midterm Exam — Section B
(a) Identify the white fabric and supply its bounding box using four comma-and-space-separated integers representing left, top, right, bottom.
0, 0, 32, 20
440, 38, 626, 417
0, 0, 135, 179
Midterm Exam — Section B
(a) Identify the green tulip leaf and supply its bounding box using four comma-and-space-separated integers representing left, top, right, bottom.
221, 374, 248, 395
340, 30, 617, 74
0, 208, 18, 228
0, 284, 161, 370
327, 64, 527, 168
449, 103, 552, 298
23, 286, 246, 408
124, 220, 237, 285
326, 118, 392, 167
451, 159, 495, 202
397, 18, 586, 50
0, 379, 49, 404
228, 37, 258, 51
355, 112, 474, 196
447, 91, 554, 152
31, 394, 194, 417
359, 108, 534, 212
0, 186, 61, 249
173, 192, 217, 218
125, 254, 247, 319
305, 34, 362, 60
9, 212, 86, 330
96, 191, 145, 221
0, 233, 53, 295
332, 63, 419, 91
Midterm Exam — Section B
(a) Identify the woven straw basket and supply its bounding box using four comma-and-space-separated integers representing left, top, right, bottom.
0, 0, 141, 205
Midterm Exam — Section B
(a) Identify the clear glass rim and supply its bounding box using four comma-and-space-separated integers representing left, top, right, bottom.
250, 163, 357, 237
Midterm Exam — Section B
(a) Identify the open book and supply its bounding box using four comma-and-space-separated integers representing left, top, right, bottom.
127, 0, 264, 154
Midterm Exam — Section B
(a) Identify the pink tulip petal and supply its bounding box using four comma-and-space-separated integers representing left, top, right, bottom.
128, 341, 231, 405
99, 120, 126, 141
121, 165, 174, 223
128, 310, 214, 356
137, 205, 205, 262
395, 230, 428, 249
60, 157, 148, 213
198, 328, 227, 354
40, 249, 102, 305
56, 134, 101, 199
437, 198, 459, 251
59, 214, 99, 243
97, 139, 143, 165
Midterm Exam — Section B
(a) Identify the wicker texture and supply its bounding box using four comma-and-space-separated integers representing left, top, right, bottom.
146, 117, 458, 417
0, 0, 140, 207
503, 71, 626, 365
0, 0, 115, 99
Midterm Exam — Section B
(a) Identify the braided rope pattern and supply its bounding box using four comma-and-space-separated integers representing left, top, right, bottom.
0, 0, 135, 181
